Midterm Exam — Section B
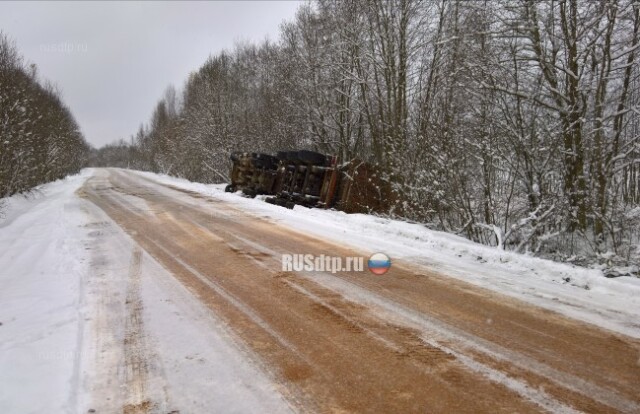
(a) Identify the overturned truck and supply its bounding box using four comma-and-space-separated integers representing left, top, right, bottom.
225, 150, 393, 214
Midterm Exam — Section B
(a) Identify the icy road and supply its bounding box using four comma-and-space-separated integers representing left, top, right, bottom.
2, 168, 640, 413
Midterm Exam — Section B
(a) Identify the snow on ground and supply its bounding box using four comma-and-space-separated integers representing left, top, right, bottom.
0, 170, 92, 413
134, 170, 640, 339
0, 169, 293, 414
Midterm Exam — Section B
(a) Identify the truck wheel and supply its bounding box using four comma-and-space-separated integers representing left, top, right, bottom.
243, 188, 257, 198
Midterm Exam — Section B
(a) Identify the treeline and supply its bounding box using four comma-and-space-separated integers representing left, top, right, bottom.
103, 0, 640, 265
0, 32, 89, 199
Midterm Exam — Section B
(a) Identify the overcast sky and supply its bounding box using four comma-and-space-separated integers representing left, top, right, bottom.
0, 1, 302, 148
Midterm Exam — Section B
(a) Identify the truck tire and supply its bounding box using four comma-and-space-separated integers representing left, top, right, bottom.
243, 188, 257, 198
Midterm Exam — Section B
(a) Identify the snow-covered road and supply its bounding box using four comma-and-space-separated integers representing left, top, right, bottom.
135, 170, 640, 340
1, 168, 639, 413
0, 170, 292, 414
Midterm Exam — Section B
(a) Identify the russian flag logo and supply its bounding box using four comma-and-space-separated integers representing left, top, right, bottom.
368, 253, 391, 275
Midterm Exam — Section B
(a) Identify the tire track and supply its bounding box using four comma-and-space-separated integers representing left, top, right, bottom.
122, 247, 152, 414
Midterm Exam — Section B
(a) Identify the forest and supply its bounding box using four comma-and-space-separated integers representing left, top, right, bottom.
0, 32, 89, 206
35, 1, 640, 268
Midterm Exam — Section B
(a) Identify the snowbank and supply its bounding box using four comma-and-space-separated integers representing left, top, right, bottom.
0, 170, 93, 413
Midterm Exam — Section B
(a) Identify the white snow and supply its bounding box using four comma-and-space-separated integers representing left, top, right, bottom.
0, 170, 92, 414
0, 169, 293, 414
133, 169, 640, 339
